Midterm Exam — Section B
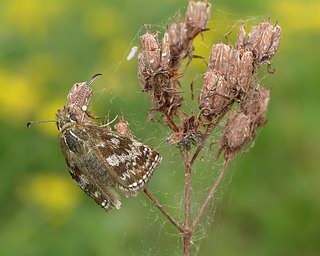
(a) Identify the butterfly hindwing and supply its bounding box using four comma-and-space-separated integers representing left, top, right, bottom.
83, 124, 162, 196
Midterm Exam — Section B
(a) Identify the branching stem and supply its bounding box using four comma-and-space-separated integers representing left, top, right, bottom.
144, 189, 184, 233
190, 159, 230, 232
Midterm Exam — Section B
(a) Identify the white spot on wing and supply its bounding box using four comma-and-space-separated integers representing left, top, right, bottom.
106, 155, 120, 166
110, 138, 120, 146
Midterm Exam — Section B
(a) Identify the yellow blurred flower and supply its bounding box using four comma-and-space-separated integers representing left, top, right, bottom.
83, 6, 125, 39
273, 0, 320, 31
0, 70, 41, 121
25, 173, 80, 219
4, 0, 64, 37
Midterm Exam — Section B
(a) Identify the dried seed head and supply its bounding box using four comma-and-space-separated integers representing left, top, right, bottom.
267, 24, 281, 61
148, 76, 183, 117
161, 22, 184, 69
236, 50, 254, 92
114, 117, 132, 137
246, 21, 281, 64
199, 71, 234, 117
242, 87, 270, 128
209, 43, 234, 75
237, 25, 246, 50
161, 1, 211, 70
160, 31, 172, 70
138, 32, 161, 92
140, 32, 161, 70
186, 1, 212, 38
218, 87, 270, 159
139, 1, 212, 119
220, 112, 254, 158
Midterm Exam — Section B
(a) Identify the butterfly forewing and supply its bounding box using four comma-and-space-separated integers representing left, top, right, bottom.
60, 124, 122, 211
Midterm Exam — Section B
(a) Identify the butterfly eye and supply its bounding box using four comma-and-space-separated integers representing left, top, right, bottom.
56, 121, 60, 130
69, 114, 77, 122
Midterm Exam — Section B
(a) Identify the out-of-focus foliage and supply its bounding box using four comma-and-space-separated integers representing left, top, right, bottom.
0, 0, 319, 255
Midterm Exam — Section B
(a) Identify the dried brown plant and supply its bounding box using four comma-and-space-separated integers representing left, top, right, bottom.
136, 1, 281, 255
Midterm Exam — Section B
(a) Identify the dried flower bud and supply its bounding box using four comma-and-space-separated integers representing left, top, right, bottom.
161, 1, 211, 70
236, 25, 246, 50
138, 32, 161, 92
246, 21, 281, 64
219, 88, 270, 159
267, 24, 281, 61
114, 117, 132, 137
140, 32, 161, 70
236, 50, 254, 92
209, 43, 234, 75
160, 32, 172, 70
199, 71, 234, 117
220, 112, 254, 158
186, 1, 212, 38
242, 87, 270, 128
148, 76, 183, 117
162, 22, 189, 69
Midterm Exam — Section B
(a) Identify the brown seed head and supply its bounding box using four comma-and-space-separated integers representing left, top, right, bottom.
242, 87, 270, 128
139, 32, 161, 71
220, 112, 254, 158
246, 21, 281, 64
114, 117, 132, 137
137, 32, 162, 92
199, 71, 234, 117
186, 1, 212, 38
236, 50, 254, 92
209, 43, 234, 75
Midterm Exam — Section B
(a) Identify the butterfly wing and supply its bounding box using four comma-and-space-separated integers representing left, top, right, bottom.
60, 124, 121, 211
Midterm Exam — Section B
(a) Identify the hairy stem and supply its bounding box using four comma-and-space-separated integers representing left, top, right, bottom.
165, 113, 180, 132
144, 188, 184, 233
190, 159, 230, 232
180, 148, 192, 256
191, 114, 226, 165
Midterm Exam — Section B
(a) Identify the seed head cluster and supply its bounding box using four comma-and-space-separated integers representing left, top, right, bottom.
137, 1, 281, 158
138, 0, 211, 118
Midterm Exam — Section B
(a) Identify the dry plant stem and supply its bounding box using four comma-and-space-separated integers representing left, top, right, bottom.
165, 113, 180, 132
191, 114, 225, 165
190, 158, 231, 232
191, 124, 214, 165
180, 147, 192, 256
144, 188, 184, 233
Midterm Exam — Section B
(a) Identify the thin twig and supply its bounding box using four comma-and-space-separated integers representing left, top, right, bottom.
144, 188, 184, 233
180, 147, 192, 256
190, 159, 231, 232
180, 148, 192, 229
191, 124, 213, 165
191, 114, 226, 165
165, 113, 180, 132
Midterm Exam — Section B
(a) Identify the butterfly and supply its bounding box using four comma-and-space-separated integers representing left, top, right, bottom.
29, 74, 162, 211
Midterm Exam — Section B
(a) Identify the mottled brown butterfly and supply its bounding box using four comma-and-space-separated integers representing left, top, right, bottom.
28, 74, 162, 211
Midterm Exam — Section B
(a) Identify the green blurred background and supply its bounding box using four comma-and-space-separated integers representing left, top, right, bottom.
1, 0, 319, 255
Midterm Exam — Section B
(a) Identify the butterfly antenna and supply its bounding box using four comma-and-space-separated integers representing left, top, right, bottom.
88, 73, 103, 86
27, 120, 57, 128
